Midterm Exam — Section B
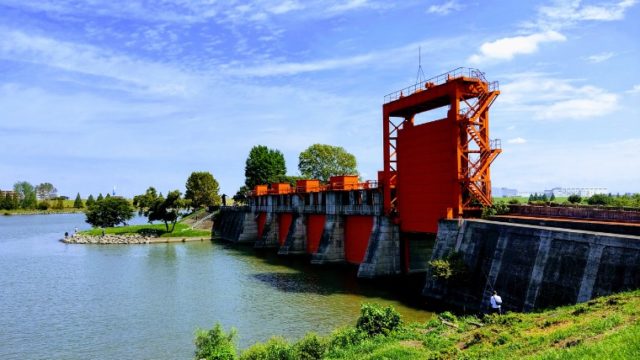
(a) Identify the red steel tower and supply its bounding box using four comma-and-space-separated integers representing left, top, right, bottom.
381, 68, 501, 233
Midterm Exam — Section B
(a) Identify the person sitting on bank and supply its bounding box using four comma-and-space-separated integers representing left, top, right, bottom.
490, 290, 503, 314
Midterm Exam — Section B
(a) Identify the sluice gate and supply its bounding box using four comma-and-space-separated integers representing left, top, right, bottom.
215, 67, 501, 278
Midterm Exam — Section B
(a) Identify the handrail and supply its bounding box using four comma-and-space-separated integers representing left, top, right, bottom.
384, 67, 499, 104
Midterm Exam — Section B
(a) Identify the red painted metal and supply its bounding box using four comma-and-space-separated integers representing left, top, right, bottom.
257, 212, 267, 239
278, 213, 293, 246
330, 175, 359, 191
306, 214, 326, 254
382, 67, 500, 232
344, 215, 374, 264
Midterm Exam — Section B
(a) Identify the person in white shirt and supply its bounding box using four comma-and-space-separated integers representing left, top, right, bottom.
490, 290, 502, 314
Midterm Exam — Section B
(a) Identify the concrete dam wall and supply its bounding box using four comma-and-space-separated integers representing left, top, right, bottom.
423, 219, 640, 312
213, 189, 403, 278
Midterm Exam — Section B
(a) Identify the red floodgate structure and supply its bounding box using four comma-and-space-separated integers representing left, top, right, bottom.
381, 67, 502, 233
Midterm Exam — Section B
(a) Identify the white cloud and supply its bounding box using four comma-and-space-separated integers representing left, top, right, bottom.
499, 74, 619, 120
492, 138, 640, 193
628, 84, 640, 93
0, 28, 194, 96
327, 0, 370, 13
225, 37, 461, 77
469, 31, 566, 64
427, 0, 463, 15
269, 0, 304, 14
507, 137, 527, 144
586, 52, 615, 63
540, 0, 637, 23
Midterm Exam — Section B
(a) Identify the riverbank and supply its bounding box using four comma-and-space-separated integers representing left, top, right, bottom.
62, 233, 210, 244
201, 289, 640, 359
2, 209, 85, 216
65, 222, 212, 244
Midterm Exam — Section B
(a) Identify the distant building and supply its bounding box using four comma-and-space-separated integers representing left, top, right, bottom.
0, 190, 16, 197
492, 187, 518, 197
543, 187, 608, 198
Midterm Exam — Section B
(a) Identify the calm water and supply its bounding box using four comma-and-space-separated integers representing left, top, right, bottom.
0, 214, 432, 359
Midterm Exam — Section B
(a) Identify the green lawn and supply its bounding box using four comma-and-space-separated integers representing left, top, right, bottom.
82, 222, 210, 238
218, 290, 640, 359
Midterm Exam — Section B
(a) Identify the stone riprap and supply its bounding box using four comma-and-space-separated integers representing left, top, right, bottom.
61, 234, 208, 244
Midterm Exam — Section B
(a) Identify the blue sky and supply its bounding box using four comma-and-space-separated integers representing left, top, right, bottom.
1, 0, 639, 198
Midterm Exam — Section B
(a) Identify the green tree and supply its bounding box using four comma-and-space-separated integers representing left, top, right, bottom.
149, 190, 187, 232
550, 193, 556, 202
194, 323, 237, 360
86, 194, 96, 207
568, 194, 582, 204
298, 144, 358, 182
133, 187, 159, 215
35, 182, 57, 200
85, 197, 134, 228
588, 193, 611, 206
244, 145, 286, 189
233, 186, 250, 205
96, 193, 104, 202
13, 181, 37, 209
185, 171, 221, 209
73, 193, 84, 208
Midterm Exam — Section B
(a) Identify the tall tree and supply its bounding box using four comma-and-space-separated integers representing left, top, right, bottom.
148, 190, 187, 232
73, 193, 84, 208
133, 187, 159, 215
185, 172, 220, 209
86, 194, 96, 207
244, 145, 286, 189
298, 144, 358, 182
96, 193, 104, 202
35, 182, 57, 200
85, 197, 134, 228
13, 181, 37, 209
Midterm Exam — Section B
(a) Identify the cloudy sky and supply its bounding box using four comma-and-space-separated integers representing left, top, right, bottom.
1, 0, 638, 197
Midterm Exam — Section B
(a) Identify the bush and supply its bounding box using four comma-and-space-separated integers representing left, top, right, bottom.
428, 252, 467, 281
194, 323, 237, 360
481, 202, 510, 218
37, 201, 50, 210
356, 303, 402, 336
588, 194, 612, 206
293, 333, 327, 360
329, 327, 366, 348
508, 198, 520, 205
240, 337, 294, 360
567, 194, 582, 204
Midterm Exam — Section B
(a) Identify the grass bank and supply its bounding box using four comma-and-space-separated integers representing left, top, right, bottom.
82, 222, 210, 238
195, 290, 640, 359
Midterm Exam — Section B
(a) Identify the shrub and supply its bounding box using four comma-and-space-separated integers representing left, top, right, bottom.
508, 198, 520, 205
240, 337, 294, 360
588, 194, 611, 206
428, 252, 468, 281
567, 194, 582, 204
481, 202, 510, 218
194, 323, 237, 360
356, 303, 402, 336
329, 327, 366, 348
37, 201, 50, 210
293, 333, 327, 360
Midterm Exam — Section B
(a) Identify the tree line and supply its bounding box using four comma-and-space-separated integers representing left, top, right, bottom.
0, 181, 87, 211
85, 171, 221, 231
234, 143, 358, 203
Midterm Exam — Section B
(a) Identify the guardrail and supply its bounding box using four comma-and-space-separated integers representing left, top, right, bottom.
383, 67, 498, 103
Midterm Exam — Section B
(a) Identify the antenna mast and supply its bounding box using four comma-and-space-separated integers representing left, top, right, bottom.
415, 47, 426, 84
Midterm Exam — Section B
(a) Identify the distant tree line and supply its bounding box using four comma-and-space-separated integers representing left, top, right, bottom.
0, 181, 80, 211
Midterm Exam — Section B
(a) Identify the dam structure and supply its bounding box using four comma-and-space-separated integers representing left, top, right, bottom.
214, 67, 640, 310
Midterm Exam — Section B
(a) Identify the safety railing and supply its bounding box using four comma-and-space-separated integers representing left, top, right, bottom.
384, 67, 499, 104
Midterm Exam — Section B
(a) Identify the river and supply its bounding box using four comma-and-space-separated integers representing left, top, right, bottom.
0, 214, 433, 359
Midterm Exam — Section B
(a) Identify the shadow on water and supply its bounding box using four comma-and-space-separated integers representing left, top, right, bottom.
213, 239, 433, 312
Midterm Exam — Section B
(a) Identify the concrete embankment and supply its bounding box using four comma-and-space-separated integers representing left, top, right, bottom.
62, 234, 210, 244
423, 219, 640, 312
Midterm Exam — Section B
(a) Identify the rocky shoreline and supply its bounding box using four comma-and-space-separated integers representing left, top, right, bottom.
61, 233, 209, 244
